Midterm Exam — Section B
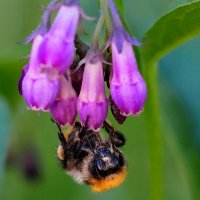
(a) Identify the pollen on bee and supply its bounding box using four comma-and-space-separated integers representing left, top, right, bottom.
64, 126, 73, 139
88, 167, 127, 192
57, 126, 73, 160
57, 145, 64, 160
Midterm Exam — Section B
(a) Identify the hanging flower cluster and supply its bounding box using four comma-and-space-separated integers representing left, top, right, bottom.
19, 0, 147, 131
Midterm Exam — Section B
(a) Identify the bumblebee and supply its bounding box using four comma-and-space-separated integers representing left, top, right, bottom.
55, 120, 126, 192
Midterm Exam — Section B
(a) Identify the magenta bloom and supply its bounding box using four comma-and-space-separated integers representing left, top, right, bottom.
50, 75, 77, 126
37, 4, 80, 73
22, 72, 60, 111
77, 55, 108, 130
21, 35, 60, 111
18, 64, 29, 96
110, 35, 147, 116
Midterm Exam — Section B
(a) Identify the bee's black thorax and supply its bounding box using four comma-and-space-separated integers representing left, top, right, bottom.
60, 122, 102, 169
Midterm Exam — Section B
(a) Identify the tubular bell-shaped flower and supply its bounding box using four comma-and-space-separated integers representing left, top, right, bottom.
107, 0, 147, 116
18, 64, 29, 96
21, 35, 60, 111
110, 31, 147, 116
50, 75, 77, 126
77, 54, 108, 130
38, 3, 80, 73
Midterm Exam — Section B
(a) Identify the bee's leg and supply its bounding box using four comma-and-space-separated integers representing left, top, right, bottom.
103, 120, 126, 147
73, 141, 89, 159
51, 118, 66, 143
103, 120, 115, 135
51, 118, 71, 169
51, 117, 61, 132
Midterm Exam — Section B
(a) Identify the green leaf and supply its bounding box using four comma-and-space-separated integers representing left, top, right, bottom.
139, 1, 200, 200
115, 0, 124, 15
140, 1, 200, 63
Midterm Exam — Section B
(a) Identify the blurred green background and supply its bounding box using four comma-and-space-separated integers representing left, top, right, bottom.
0, 0, 200, 200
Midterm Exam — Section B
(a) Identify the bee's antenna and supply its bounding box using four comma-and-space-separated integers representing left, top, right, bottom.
85, 117, 89, 129
79, 116, 89, 133
79, 116, 90, 136
51, 117, 62, 133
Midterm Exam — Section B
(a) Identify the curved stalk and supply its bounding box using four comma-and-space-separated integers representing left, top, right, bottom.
92, 13, 105, 49
142, 61, 164, 200
99, 0, 112, 37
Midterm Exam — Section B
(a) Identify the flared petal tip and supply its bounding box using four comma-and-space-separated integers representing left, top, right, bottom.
120, 108, 144, 117
50, 97, 77, 127
26, 105, 50, 112
77, 100, 108, 131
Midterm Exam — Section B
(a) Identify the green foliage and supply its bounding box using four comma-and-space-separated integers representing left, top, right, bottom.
1, 0, 200, 200
139, 1, 200, 200
115, 0, 124, 14
141, 1, 200, 63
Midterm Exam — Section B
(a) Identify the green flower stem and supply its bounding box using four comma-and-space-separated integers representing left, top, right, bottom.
92, 13, 105, 49
142, 61, 164, 200
99, 0, 112, 37
140, 2, 200, 199
92, 0, 112, 49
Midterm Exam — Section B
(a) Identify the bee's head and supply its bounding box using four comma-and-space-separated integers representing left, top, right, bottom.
95, 147, 122, 174
88, 145, 126, 192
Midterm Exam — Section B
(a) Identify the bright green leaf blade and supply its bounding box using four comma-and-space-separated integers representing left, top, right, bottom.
139, 2, 200, 200
115, 0, 124, 15
141, 1, 200, 63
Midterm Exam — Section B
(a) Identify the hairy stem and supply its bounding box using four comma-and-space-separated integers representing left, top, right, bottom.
99, 0, 112, 37
92, 13, 105, 49
142, 61, 164, 200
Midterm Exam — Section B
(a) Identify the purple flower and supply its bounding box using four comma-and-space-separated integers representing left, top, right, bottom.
110, 34, 147, 116
22, 72, 60, 111
21, 35, 60, 111
77, 55, 108, 130
18, 64, 29, 95
38, 4, 80, 73
50, 75, 77, 126
109, 96, 127, 124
